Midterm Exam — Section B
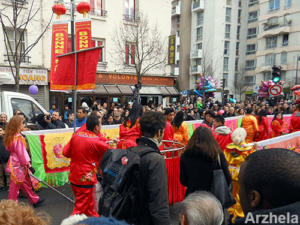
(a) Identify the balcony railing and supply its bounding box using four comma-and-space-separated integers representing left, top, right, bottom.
190, 65, 202, 74
171, 5, 181, 16
123, 14, 140, 23
190, 49, 203, 58
4, 54, 30, 63
90, 8, 107, 17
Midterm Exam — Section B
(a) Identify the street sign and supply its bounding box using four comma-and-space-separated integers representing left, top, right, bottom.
182, 90, 188, 96
269, 85, 283, 96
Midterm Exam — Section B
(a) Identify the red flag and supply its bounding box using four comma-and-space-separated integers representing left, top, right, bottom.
51, 48, 101, 91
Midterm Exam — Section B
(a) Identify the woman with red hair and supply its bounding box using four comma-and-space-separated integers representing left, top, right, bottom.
4, 116, 43, 207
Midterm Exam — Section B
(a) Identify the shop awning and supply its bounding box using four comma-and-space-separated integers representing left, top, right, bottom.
166, 86, 179, 96
118, 85, 133, 95
140, 86, 162, 95
159, 86, 170, 95
104, 85, 121, 95
93, 85, 108, 94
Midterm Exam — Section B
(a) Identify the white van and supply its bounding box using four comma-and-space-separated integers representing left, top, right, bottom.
0, 91, 47, 129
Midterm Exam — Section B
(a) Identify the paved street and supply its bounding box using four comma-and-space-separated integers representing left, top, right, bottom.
0, 184, 75, 225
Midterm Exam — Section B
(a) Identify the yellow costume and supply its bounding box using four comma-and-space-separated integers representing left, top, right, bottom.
242, 115, 258, 143
172, 121, 189, 146
225, 141, 255, 220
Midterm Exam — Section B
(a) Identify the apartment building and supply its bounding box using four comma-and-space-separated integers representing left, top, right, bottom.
0, 0, 173, 109
170, 0, 243, 100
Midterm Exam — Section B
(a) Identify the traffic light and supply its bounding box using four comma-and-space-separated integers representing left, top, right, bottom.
272, 66, 281, 83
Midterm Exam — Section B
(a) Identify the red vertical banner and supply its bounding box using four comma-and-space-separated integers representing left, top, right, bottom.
75, 20, 92, 51
50, 23, 68, 90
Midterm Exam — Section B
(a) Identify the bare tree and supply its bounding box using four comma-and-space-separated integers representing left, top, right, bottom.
235, 65, 247, 101
112, 12, 167, 103
201, 48, 216, 79
0, 0, 53, 91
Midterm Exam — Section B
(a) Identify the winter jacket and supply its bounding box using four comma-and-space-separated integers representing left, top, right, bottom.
46, 119, 66, 129
0, 137, 10, 164
214, 126, 232, 151
180, 150, 232, 197
136, 137, 170, 225
234, 201, 300, 225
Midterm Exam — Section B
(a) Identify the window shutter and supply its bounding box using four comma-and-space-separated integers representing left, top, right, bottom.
131, 45, 135, 64
125, 44, 129, 64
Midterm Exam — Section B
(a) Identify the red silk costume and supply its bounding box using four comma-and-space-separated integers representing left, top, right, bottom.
213, 126, 232, 151
117, 120, 142, 149
255, 116, 269, 141
63, 130, 108, 217
290, 111, 300, 133
271, 119, 283, 137
161, 121, 174, 150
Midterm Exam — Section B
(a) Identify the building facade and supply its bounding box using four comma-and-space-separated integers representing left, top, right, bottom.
171, 0, 243, 100
0, 0, 175, 110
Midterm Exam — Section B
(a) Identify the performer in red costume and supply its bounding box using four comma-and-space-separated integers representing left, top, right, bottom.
290, 102, 300, 133
160, 108, 175, 150
271, 112, 283, 137
255, 110, 269, 141
213, 115, 232, 151
63, 114, 108, 217
117, 102, 142, 149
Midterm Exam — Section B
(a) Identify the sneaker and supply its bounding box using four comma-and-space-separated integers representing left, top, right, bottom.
33, 198, 45, 208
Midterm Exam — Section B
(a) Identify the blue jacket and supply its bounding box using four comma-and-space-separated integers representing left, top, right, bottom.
71, 117, 87, 128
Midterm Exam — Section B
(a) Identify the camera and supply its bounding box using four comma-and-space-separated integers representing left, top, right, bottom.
46, 115, 51, 120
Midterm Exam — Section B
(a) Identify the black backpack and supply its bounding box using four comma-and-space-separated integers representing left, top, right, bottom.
98, 146, 156, 224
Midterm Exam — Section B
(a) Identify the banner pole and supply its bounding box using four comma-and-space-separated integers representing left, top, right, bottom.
74, 51, 78, 134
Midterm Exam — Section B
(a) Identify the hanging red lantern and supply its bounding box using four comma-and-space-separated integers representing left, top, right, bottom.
52, 3, 66, 19
77, 2, 91, 18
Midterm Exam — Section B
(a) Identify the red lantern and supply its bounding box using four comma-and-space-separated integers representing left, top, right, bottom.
52, 3, 66, 19
77, 2, 91, 18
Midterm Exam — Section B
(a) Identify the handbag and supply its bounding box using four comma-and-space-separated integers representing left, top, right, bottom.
211, 155, 236, 208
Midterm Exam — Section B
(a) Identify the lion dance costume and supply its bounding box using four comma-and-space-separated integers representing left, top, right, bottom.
225, 128, 255, 221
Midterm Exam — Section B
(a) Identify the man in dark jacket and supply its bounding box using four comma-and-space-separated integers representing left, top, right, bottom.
45, 110, 66, 129
202, 110, 215, 127
136, 111, 170, 225
235, 148, 300, 225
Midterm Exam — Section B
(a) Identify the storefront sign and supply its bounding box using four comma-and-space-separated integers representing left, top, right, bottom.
96, 73, 174, 86
168, 35, 176, 65
50, 22, 68, 88
0, 67, 48, 85
75, 20, 92, 50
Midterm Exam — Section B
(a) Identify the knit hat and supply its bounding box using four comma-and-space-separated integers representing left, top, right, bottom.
75, 216, 129, 225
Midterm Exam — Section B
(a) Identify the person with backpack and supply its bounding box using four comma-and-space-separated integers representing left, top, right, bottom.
63, 114, 108, 217
99, 112, 170, 225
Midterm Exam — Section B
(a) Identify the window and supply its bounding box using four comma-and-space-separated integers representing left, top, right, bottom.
5, 29, 29, 63
226, 8, 231, 22
223, 57, 229, 71
238, 9, 242, 23
223, 73, 228, 87
124, 0, 136, 22
246, 44, 256, 55
281, 52, 287, 64
226, 0, 231, 6
225, 24, 231, 38
266, 36, 277, 49
265, 54, 276, 66
197, 43, 202, 50
197, 12, 204, 26
245, 60, 256, 70
269, 0, 280, 11
236, 42, 240, 55
125, 43, 135, 65
224, 41, 230, 55
249, 0, 258, 7
264, 72, 272, 81
282, 34, 289, 46
285, 0, 291, 9
235, 58, 239, 71
248, 11, 258, 23
237, 26, 240, 39
11, 98, 43, 123
92, 39, 105, 63
90, 0, 106, 16
196, 27, 203, 41
247, 27, 257, 39
245, 76, 255, 85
